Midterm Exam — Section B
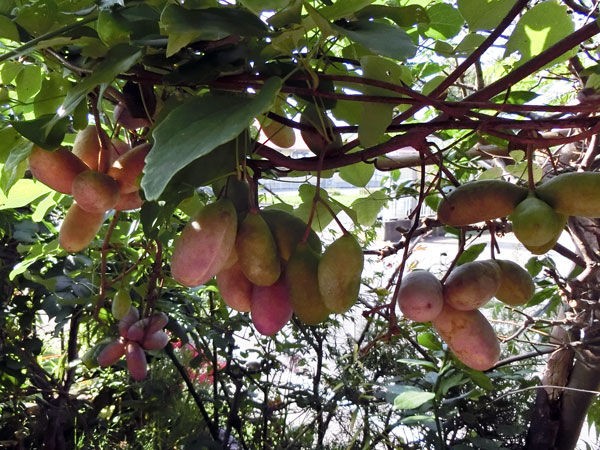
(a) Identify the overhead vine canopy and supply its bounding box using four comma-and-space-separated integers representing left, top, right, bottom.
2, 1, 600, 449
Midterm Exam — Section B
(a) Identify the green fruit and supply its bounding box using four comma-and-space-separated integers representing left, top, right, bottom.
523, 213, 567, 255
300, 105, 342, 157
286, 242, 331, 325
112, 289, 132, 320
536, 172, 600, 217
438, 180, 528, 226
262, 209, 322, 260
494, 260, 534, 306
236, 211, 281, 286
443, 260, 501, 311
318, 234, 364, 314
510, 195, 564, 247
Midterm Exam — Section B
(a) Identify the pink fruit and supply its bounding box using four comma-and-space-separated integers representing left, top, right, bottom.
125, 342, 148, 381
118, 307, 140, 338
142, 330, 170, 350
250, 278, 293, 336
97, 338, 126, 367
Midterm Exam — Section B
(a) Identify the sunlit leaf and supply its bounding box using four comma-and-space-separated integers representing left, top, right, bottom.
143, 77, 282, 200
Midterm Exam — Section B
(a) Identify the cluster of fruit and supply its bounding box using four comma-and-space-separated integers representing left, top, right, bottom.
170, 178, 364, 335
97, 304, 169, 381
396, 259, 534, 370
437, 173, 600, 254
28, 126, 149, 252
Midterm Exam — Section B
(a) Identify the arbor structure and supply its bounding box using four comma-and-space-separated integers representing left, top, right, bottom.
1, 0, 600, 449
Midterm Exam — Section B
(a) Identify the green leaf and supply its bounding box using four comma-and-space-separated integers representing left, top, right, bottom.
55, 44, 142, 124
358, 55, 404, 147
160, 5, 267, 57
143, 77, 282, 200
454, 33, 487, 57
505, 1, 575, 65
350, 189, 387, 226
11, 114, 69, 150
417, 332, 443, 351
14, 0, 57, 35
422, 3, 464, 40
0, 15, 19, 41
294, 184, 340, 232
33, 74, 69, 117
97, 9, 131, 46
267, 0, 302, 29
238, 0, 288, 14
15, 65, 42, 101
0, 179, 53, 210
0, 127, 31, 193
456, 243, 487, 265
394, 390, 435, 410
356, 5, 429, 27
333, 19, 417, 61
1, 60, 23, 84
339, 162, 375, 188
458, 0, 515, 31
318, 0, 374, 21
478, 167, 503, 180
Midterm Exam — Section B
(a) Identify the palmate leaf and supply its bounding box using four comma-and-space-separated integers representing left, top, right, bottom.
142, 77, 282, 200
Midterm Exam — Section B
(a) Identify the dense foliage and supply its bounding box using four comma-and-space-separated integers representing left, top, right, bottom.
1, 0, 600, 449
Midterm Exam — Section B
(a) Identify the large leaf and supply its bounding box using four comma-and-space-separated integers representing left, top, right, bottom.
350, 189, 387, 226
339, 162, 375, 188
333, 19, 416, 61
143, 77, 282, 200
358, 55, 406, 148
0, 179, 53, 210
505, 1, 575, 65
160, 4, 268, 57
54, 44, 142, 124
11, 114, 69, 150
458, 0, 515, 31
421, 3, 464, 40
394, 389, 435, 410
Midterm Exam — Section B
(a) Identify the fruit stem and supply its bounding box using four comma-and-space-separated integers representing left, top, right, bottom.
526, 144, 536, 192
94, 212, 121, 319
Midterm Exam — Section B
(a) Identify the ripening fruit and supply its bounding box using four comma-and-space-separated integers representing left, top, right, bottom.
171, 199, 238, 287
212, 176, 251, 217
318, 233, 364, 314
72, 125, 102, 170
432, 303, 500, 371
262, 119, 296, 148
216, 261, 253, 312
71, 170, 120, 213
262, 209, 322, 261
111, 289, 132, 320
300, 105, 342, 157
127, 313, 169, 342
29, 146, 88, 194
142, 330, 170, 351
523, 213, 567, 255
118, 307, 140, 338
107, 142, 151, 194
286, 243, 331, 325
59, 202, 105, 252
114, 102, 151, 130
494, 260, 535, 306
97, 338, 126, 367
443, 260, 501, 311
125, 341, 148, 381
536, 172, 600, 217
396, 270, 444, 322
251, 277, 293, 336
236, 211, 281, 286
437, 180, 528, 226
114, 190, 143, 211
510, 195, 564, 247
